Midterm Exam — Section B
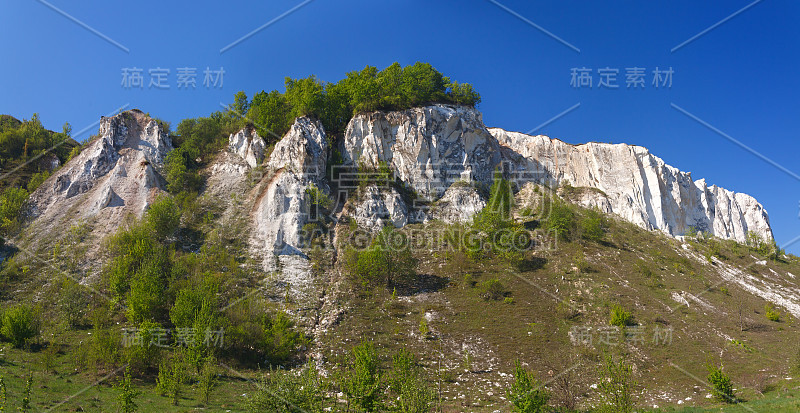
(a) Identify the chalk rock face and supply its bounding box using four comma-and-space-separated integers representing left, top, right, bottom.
27, 110, 172, 238
228, 128, 265, 168
429, 184, 486, 223
350, 185, 409, 232
490, 128, 772, 242
206, 127, 269, 202
269, 117, 327, 178
251, 117, 328, 268
342, 105, 502, 199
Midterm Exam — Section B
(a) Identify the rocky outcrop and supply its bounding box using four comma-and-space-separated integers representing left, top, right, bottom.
490, 128, 772, 242
349, 185, 409, 232
27, 109, 171, 239
429, 184, 486, 223
342, 105, 502, 199
339, 104, 772, 242
251, 117, 328, 268
228, 128, 265, 168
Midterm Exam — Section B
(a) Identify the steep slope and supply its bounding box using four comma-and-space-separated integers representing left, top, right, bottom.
23, 110, 172, 256
491, 128, 772, 243
338, 104, 772, 243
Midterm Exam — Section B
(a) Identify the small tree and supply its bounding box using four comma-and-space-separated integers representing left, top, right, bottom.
706, 363, 736, 403
506, 360, 550, 413
20, 375, 32, 411
116, 366, 140, 413
245, 363, 324, 413
198, 357, 217, 405
609, 305, 634, 327
340, 341, 383, 412
0, 376, 6, 412
581, 209, 604, 242
390, 349, 436, 413
597, 355, 636, 413
1, 304, 39, 348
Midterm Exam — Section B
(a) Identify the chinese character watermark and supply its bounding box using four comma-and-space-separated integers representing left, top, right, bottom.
122, 327, 225, 348
570, 67, 674, 89
121, 66, 224, 89
569, 325, 673, 346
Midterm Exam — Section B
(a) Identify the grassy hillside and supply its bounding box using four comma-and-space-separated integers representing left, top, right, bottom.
0, 176, 796, 411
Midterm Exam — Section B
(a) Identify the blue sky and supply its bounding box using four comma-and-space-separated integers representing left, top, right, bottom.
2, 0, 799, 252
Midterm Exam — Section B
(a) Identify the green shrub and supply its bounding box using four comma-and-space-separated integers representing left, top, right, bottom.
27, 170, 50, 192
115, 365, 140, 413
581, 209, 605, 242
346, 226, 417, 289
246, 363, 324, 413
706, 363, 736, 403
0, 186, 28, 235
390, 349, 435, 413
507, 360, 550, 413
597, 356, 636, 413
145, 195, 181, 240
609, 305, 634, 327
765, 304, 781, 322
479, 278, 506, 301
1, 304, 39, 348
157, 352, 187, 406
340, 341, 383, 412
544, 199, 574, 241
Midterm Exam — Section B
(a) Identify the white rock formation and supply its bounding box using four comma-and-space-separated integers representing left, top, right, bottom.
342, 104, 502, 199
27, 109, 172, 238
429, 184, 486, 223
228, 128, 265, 168
490, 128, 772, 243
251, 117, 328, 267
350, 185, 409, 231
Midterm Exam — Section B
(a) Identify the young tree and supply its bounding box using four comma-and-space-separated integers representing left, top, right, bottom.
340, 341, 383, 412
506, 360, 550, 413
597, 355, 636, 413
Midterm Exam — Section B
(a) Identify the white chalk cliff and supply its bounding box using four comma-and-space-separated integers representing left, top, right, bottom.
27, 109, 172, 240
339, 104, 771, 243
490, 128, 772, 243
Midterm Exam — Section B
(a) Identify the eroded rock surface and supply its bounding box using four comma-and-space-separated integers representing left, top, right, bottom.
490, 128, 772, 242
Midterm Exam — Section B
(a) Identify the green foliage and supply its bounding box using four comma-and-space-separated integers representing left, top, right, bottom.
21, 374, 32, 411
124, 320, 164, 375
507, 360, 550, 413
0, 186, 28, 235
344, 226, 417, 290
544, 199, 575, 241
198, 356, 217, 405
246, 363, 325, 413
0, 304, 39, 348
747, 232, 781, 260
609, 305, 634, 327
115, 365, 140, 413
157, 353, 187, 406
224, 299, 309, 365
468, 171, 531, 261
262, 312, 309, 365
0, 114, 75, 167
145, 195, 181, 240
165, 113, 241, 194
706, 363, 736, 403
245, 62, 481, 139
765, 304, 781, 322
597, 355, 636, 413
390, 349, 436, 413
26, 170, 50, 192
0, 376, 6, 412
478, 278, 506, 301
581, 209, 605, 242
340, 341, 383, 412
58, 277, 89, 328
